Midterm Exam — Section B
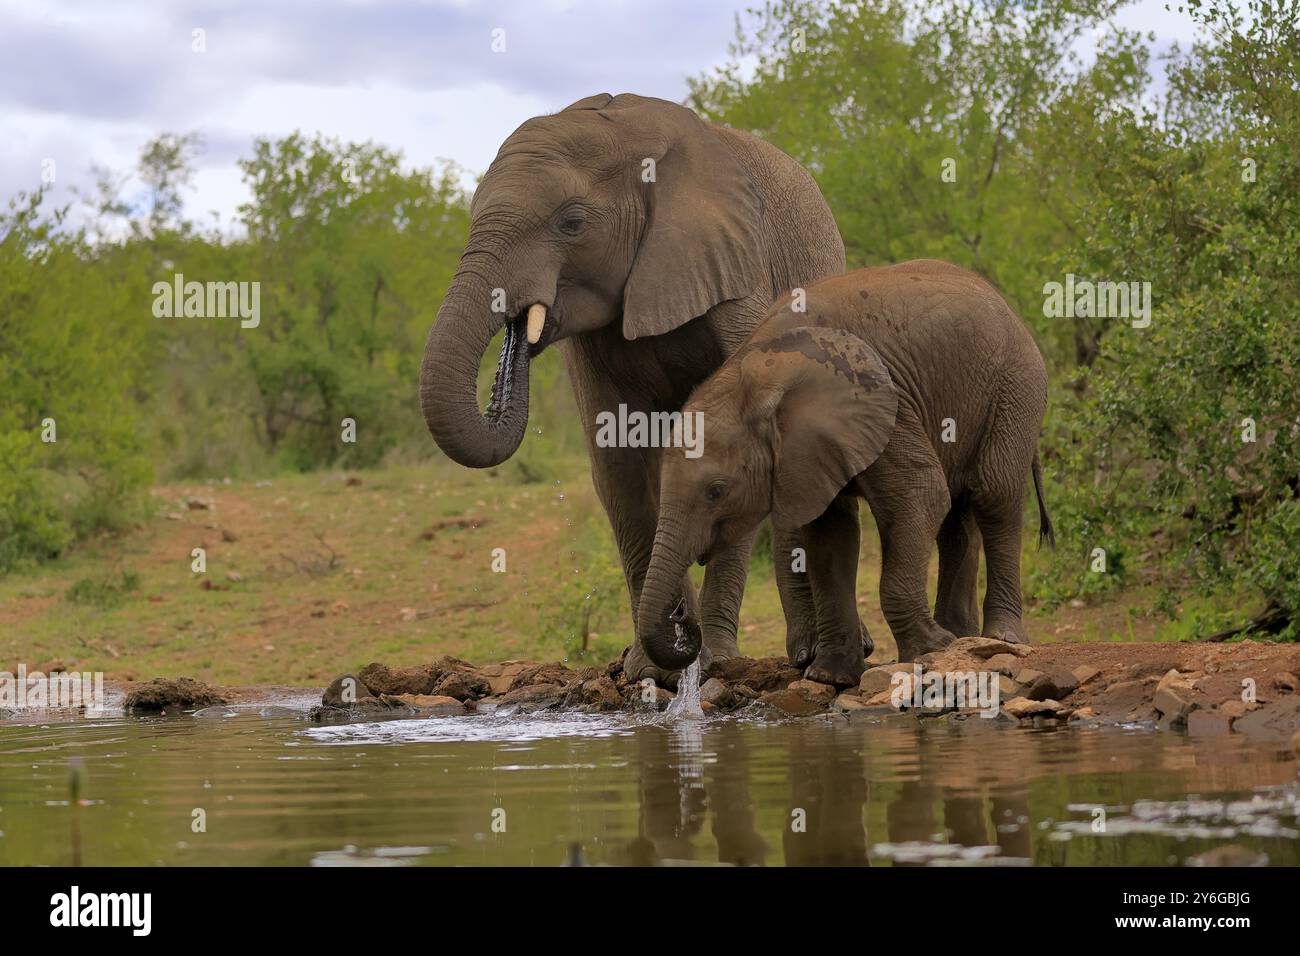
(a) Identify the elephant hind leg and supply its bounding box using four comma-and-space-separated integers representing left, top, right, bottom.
972, 497, 1027, 643
934, 497, 981, 637
970, 436, 1035, 644
871, 465, 956, 663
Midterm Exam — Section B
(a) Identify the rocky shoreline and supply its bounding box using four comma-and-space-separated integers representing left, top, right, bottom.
90, 636, 1300, 748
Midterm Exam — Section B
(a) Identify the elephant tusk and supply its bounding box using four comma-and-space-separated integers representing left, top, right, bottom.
526, 304, 546, 345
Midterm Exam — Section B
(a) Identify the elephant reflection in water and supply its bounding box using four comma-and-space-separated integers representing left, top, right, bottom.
621, 720, 1032, 866
779, 722, 1031, 865
883, 727, 1033, 864
782, 721, 871, 865
621, 721, 767, 867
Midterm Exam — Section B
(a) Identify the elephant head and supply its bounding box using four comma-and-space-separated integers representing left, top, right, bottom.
419, 92, 765, 467
636, 326, 898, 670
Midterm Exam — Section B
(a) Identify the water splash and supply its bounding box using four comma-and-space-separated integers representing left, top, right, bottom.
665, 658, 705, 721
303, 712, 637, 745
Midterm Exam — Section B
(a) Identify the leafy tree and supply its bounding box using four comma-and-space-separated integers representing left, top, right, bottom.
0, 190, 152, 569
693, 0, 1300, 638
235, 133, 470, 469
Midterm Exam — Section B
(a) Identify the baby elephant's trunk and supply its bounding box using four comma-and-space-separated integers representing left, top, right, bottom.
636, 526, 702, 671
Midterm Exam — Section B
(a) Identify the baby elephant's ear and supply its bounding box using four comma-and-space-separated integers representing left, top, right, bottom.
741, 327, 897, 530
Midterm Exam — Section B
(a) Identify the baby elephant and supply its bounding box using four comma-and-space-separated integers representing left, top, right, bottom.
636, 259, 1052, 687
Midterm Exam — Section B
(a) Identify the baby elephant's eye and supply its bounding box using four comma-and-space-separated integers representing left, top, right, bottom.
706, 481, 726, 502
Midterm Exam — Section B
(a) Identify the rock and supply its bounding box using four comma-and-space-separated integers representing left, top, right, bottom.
859, 663, 913, 697
1273, 672, 1298, 694
996, 674, 1021, 698
699, 678, 734, 709
1220, 698, 1259, 719
486, 673, 519, 695
1002, 697, 1066, 719
1087, 678, 1158, 722
395, 694, 466, 714
574, 676, 621, 711
832, 693, 871, 712
1186, 845, 1268, 867
1186, 710, 1234, 736
1071, 664, 1102, 687
863, 689, 898, 708
708, 657, 802, 693
493, 683, 566, 709
372, 696, 418, 715
621, 682, 675, 709
432, 668, 491, 701
982, 653, 1021, 676
759, 688, 826, 717
1069, 706, 1097, 720
322, 673, 375, 707
949, 637, 1032, 659
507, 662, 575, 692
124, 678, 224, 713
647, 686, 675, 708
1153, 669, 1198, 727
1232, 695, 1300, 742
787, 679, 837, 704
1012, 666, 1044, 686
357, 662, 437, 696
1022, 668, 1079, 702
847, 704, 907, 720
321, 675, 414, 715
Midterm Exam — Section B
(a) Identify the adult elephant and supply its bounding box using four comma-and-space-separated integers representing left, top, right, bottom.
418, 92, 847, 683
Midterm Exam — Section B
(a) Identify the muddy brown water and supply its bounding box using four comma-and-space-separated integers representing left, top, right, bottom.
1, 708, 1297, 866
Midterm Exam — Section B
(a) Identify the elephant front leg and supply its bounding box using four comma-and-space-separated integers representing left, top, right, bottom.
699, 527, 755, 664
801, 497, 868, 688
774, 525, 819, 668
589, 443, 694, 686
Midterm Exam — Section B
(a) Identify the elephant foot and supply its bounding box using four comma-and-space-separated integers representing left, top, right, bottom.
623, 642, 715, 691
983, 613, 1029, 645
702, 631, 742, 664
935, 612, 981, 639
788, 619, 872, 669
895, 623, 957, 663
804, 643, 866, 689
860, 620, 875, 659
786, 625, 816, 669
623, 641, 679, 690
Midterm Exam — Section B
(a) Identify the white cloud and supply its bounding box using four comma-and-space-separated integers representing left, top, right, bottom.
0, 0, 1213, 230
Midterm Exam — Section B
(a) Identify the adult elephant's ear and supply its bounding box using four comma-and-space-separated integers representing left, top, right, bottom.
605, 96, 765, 340
741, 327, 897, 530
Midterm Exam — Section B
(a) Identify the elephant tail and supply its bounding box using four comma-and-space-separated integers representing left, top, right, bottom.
1032, 453, 1055, 549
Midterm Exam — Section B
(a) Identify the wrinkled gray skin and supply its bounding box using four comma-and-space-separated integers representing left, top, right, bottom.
638, 261, 1053, 687
418, 93, 850, 684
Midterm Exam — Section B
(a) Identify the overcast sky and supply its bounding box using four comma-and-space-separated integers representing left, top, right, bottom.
1, 0, 1202, 232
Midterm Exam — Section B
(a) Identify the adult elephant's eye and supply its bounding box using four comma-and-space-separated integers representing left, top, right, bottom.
558, 213, 585, 235
706, 481, 726, 502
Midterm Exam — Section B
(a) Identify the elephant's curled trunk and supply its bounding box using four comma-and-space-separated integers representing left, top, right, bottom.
636, 520, 703, 672
419, 271, 533, 468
